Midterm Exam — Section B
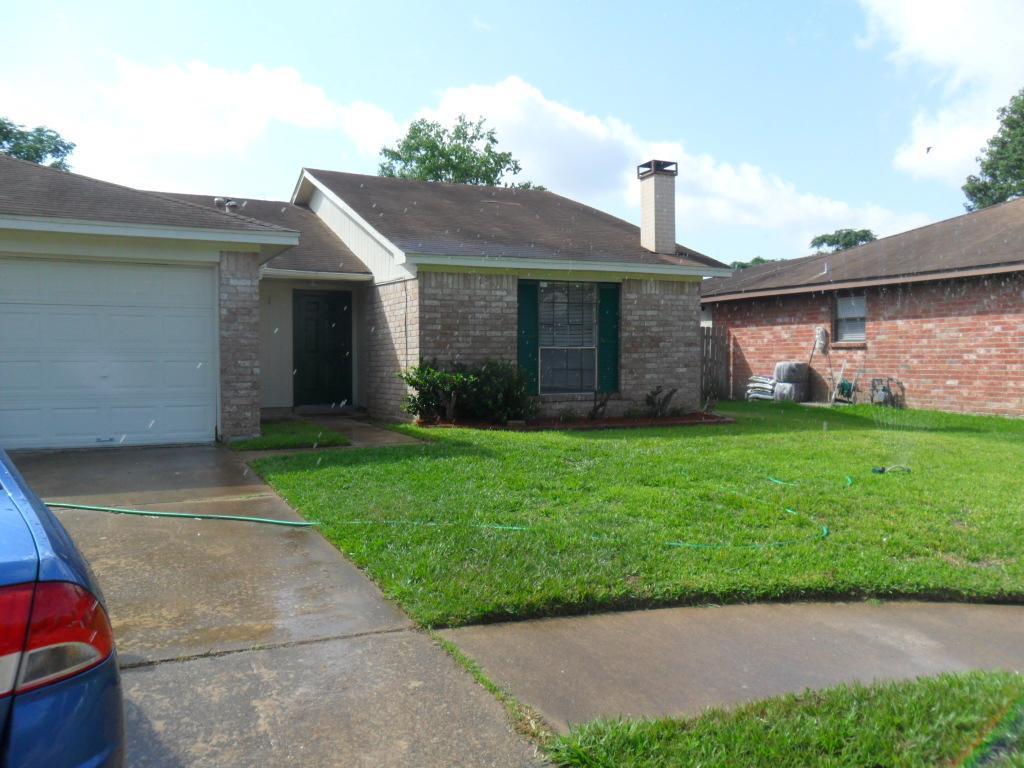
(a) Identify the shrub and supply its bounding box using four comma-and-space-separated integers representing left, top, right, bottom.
399, 362, 475, 422
399, 360, 535, 423
456, 360, 536, 424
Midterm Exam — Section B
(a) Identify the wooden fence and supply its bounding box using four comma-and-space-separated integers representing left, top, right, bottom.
701, 325, 729, 402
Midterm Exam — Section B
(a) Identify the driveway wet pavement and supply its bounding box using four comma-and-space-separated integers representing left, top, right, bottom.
13, 445, 542, 767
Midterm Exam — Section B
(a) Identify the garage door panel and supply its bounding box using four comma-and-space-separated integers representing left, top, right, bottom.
48, 311, 102, 344
0, 361, 41, 393
0, 407, 43, 442
0, 260, 42, 302
50, 360, 105, 392
162, 359, 215, 390
162, 312, 213, 348
0, 257, 218, 449
0, 308, 43, 350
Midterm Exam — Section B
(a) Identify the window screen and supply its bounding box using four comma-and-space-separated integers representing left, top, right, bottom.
835, 294, 866, 342
539, 282, 597, 393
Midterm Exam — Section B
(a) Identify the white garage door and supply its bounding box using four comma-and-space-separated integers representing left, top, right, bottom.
0, 257, 218, 449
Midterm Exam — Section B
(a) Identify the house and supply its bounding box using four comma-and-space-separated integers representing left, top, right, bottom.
702, 199, 1024, 416
0, 155, 728, 450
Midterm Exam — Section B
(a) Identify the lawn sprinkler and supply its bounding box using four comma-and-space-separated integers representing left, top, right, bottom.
871, 465, 912, 475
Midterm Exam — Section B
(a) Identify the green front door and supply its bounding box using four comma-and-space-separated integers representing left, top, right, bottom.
292, 290, 353, 406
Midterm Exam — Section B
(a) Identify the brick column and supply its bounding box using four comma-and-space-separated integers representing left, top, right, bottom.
218, 251, 262, 440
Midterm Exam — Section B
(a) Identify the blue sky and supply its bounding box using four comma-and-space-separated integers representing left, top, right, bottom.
2, 0, 1021, 262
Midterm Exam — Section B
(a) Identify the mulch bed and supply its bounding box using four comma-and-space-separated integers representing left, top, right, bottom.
418, 412, 735, 432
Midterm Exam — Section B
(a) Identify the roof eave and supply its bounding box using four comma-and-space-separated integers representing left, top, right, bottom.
701, 261, 1024, 302
0, 213, 300, 253
407, 252, 731, 278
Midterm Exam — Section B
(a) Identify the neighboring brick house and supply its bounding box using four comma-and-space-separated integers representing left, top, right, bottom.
0, 156, 728, 450
702, 199, 1024, 416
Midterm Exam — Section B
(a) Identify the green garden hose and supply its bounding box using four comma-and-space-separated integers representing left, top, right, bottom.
45, 501, 319, 527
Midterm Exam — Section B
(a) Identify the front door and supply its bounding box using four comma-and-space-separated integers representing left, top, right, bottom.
292, 291, 353, 407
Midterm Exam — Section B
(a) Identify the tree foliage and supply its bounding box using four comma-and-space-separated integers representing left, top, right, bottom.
809, 228, 877, 253
379, 115, 542, 188
0, 116, 75, 169
729, 256, 776, 270
963, 88, 1024, 211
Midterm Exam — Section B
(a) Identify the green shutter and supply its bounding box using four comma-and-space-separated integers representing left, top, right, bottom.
517, 281, 539, 395
597, 283, 620, 394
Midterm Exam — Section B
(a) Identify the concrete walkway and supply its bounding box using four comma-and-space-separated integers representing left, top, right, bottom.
441, 601, 1024, 732
14, 446, 541, 767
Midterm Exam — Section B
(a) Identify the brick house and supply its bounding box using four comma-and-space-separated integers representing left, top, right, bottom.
0, 155, 728, 450
702, 199, 1024, 416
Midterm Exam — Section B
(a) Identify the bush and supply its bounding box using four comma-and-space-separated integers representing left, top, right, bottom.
398, 363, 475, 422
399, 360, 535, 423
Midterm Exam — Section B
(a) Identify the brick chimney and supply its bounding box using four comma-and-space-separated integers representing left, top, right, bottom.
637, 160, 678, 254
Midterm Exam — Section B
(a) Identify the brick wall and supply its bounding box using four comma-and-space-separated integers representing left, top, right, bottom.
617, 278, 703, 413
365, 279, 419, 420
417, 270, 518, 363
710, 273, 1024, 416
219, 251, 262, 440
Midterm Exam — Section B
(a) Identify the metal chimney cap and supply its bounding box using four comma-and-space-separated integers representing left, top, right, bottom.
637, 160, 678, 179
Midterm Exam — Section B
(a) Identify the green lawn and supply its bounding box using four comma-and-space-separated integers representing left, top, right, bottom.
232, 418, 351, 451
253, 402, 1024, 627
547, 671, 1024, 768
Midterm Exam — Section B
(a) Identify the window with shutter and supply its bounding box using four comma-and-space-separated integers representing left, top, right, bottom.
517, 280, 620, 395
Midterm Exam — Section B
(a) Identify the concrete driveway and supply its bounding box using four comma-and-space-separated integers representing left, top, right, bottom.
13, 446, 542, 767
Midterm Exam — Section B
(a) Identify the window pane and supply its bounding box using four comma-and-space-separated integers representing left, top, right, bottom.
837, 318, 866, 341
539, 283, 595, 347
541, 348, 596, 393
836, 295, 866, 320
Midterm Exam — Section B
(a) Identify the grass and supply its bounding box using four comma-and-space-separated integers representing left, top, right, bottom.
231, 418, 351, 451
252, 401, 1024, 627
547, 671, 1024, 767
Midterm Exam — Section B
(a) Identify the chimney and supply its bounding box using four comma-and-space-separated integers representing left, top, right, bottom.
637, 160, 678, 254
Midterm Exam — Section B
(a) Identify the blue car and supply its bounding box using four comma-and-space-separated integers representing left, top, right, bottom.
0, 451, 124, 768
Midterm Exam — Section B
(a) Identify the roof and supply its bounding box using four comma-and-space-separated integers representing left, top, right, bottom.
0, 154, 290, 235
702, 198, 1024, 300
303, 169, 728, 272
160, 193, 369, 275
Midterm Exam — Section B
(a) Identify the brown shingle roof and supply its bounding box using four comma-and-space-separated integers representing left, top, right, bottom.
305, 169, 727, 271
702, 198, 1024, 299
0, 154, 290, 235
160, 193, 369, 275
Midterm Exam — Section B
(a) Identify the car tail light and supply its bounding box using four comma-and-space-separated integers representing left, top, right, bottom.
0, 583, 34, 696
0, 582, 114, 697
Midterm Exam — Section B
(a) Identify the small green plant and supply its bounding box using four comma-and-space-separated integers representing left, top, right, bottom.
644, 386, 679, 418
557, 407, 580, 423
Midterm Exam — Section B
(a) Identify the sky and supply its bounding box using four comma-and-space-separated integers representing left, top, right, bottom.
2, 0, 1022, 263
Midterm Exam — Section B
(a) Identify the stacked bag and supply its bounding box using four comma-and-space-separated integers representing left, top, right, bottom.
746, 375, 776, 401
772, 361, 809, 402
745, 361, 809, 402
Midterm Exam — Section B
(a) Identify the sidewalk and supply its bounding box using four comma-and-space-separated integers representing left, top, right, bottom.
441, 601, 1024, 732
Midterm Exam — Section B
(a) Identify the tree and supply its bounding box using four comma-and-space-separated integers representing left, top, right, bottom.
0, 116, 75, 170
963, 88, 1024, 211
809, 228, 877, 253
729, 256, 775, 270
379, 115, 542, 188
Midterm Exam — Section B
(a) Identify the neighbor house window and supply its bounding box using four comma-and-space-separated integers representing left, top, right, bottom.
539, 282, 597, 393
835, 294, 867, 342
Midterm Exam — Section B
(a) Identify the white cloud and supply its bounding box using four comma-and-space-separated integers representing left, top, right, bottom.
0, 59, 402, 188
1, 59, 926, 257
859, 0, 1024, 185
419, 77, 928, 252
